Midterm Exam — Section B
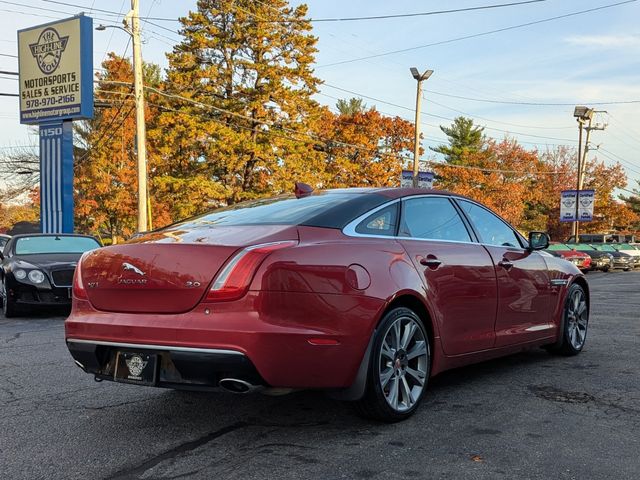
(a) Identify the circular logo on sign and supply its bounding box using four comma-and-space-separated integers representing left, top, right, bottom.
28, 27, 69, 75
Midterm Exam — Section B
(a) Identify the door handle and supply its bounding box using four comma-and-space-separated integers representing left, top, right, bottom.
498, 259, 513, 269
420, 256, 442, 269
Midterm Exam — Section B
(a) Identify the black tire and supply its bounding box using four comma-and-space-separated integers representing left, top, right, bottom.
354, 307, 430, 422
547, 284, 588, 356
602, 266, 610, 272
1, 283, 19, 318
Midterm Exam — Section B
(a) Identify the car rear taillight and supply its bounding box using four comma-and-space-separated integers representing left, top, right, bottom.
72, 255, 88, 300
204, 240, 297, 302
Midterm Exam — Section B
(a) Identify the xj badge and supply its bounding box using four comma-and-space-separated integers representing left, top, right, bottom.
29, 27, 69, 75
125, 354, 147, 378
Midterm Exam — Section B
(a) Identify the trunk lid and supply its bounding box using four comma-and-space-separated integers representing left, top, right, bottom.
80, 225, 298, 314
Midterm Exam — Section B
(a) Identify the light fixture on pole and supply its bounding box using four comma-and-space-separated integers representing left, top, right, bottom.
572, 106, 594, 238
95, 0, 148, 233
410, 67, 433, 188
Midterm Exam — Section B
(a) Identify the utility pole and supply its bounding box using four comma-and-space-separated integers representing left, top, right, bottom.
572, 107, 606, 239
130, 0, 148, 232
410, 68, 433, 188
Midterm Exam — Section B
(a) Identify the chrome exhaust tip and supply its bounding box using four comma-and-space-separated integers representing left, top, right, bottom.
218, 378, 263, 394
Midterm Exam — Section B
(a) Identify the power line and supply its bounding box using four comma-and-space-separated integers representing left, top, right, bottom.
38, 0, 548, 23
0, 92, 18, 97
598, 148, 640, 176
258, 0, 548, 23
322, 83, 578, 143
424, 89, 640, 106
318, 0, 638, 67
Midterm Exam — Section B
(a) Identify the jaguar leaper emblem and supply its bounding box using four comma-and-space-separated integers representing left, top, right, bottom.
29, 28, 69, 75
125, 355, 147, 377
122, 262, 145, 276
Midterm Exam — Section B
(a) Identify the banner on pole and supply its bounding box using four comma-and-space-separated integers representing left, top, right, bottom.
560, 190, 595, 222
401, 170, 434, 189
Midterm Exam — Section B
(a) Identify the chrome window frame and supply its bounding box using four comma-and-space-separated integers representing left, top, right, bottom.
343, 194, 530, 252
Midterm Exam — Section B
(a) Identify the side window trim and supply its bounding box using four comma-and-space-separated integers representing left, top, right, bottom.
453, 198, 526, 249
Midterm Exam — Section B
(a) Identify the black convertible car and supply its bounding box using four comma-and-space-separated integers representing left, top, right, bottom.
1, 234, 101, 317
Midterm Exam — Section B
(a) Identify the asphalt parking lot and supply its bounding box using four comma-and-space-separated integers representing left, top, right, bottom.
1, 272, 639, 480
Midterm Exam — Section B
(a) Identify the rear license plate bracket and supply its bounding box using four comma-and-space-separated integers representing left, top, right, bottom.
114, 351, 158, 386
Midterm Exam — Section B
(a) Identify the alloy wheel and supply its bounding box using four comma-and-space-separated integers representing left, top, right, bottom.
566, 288, 588, 350
378, 315, 428, 412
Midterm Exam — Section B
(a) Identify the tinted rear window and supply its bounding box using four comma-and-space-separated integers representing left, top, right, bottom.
167, 192, 388, 230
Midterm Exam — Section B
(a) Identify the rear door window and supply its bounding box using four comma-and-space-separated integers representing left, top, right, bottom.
399, 197, 471, 242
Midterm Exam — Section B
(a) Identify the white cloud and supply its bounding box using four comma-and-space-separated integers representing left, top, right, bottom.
565, 34, 640, 48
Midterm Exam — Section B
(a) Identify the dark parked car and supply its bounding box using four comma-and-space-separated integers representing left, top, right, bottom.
0, 234, 11, 251
66, 188, 589, 422
568, 243, 613, 272
610, 243, 640, 269
590, 244, 634, 271
1, 234, 101, 317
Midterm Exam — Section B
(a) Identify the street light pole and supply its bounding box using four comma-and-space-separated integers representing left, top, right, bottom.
130, 0, 148, 233
572, 106, 601, 240
410, 68, 433, 188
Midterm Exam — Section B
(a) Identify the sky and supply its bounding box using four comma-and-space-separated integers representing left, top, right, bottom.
1, 0, 639, 191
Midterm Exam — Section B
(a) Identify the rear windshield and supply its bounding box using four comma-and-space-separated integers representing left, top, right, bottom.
167, 192, 388, 230
15, 236, 100, 255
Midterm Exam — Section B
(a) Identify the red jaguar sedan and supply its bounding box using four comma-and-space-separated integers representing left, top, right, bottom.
65, 187, 589, 422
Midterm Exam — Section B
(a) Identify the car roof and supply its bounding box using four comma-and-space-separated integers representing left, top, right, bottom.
322, 187, 462, 200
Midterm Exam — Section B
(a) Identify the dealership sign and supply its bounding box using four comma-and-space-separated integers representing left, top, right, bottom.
560, 189, 595, 222
401, 170, 434, 189
18, 15, 93, 124
18, 14, 93, 234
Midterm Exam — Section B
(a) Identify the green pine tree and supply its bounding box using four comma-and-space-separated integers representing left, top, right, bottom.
155, 0, 326, 208
431, 116, 485, 165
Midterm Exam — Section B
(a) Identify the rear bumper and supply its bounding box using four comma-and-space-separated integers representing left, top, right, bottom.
66, 339, 264, 389
65, 291, 385, 389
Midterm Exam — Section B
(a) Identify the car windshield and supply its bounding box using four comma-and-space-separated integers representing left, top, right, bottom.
572, 244, 596, 251
616, 244, 635, 250
547, 243, 571, 251
593, 245, 616, 252
15, 236, 100, 255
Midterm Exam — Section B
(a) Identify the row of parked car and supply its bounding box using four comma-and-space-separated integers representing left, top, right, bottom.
545, 241, 640, 272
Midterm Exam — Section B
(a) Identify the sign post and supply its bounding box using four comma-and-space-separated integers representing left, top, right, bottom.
18, 14, 93, 233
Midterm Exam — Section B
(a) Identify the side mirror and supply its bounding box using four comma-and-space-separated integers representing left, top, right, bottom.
528, 231, 549, 251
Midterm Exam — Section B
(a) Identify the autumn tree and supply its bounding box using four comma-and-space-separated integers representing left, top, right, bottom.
620, 180, 640, 232
536, 147, 637, 239
317, 107, 415, 188
431, 116, 485, 165
155, 0, 325, 209
74, 54, 165, 242
434, 138, 542, 227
